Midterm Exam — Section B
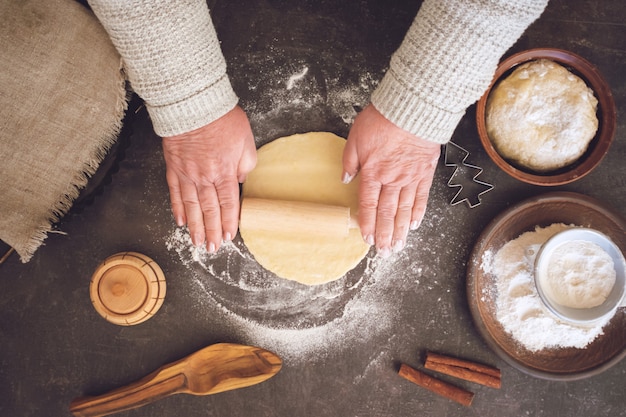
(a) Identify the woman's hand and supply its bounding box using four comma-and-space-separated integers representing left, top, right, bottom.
343, 104, 440, 257
162, 106, 257, 253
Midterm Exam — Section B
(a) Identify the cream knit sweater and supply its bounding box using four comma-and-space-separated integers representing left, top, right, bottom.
88, 0, 548, 143
88, 0, 238, 137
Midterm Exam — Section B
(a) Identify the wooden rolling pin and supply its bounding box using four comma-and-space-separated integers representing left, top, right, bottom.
240, 198, 359, 237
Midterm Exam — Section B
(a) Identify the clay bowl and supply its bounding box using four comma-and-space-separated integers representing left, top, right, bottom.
476, 48, 616, 186
466, 191, 626, 380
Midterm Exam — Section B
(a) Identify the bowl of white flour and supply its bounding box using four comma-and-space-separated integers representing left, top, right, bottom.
534, 228, 626, 326
467, 191, 626, 380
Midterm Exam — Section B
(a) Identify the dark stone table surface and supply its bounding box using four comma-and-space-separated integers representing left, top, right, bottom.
2, 1, 625, 416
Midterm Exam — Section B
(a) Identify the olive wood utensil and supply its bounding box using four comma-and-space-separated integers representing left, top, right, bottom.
70, 343, 282, 417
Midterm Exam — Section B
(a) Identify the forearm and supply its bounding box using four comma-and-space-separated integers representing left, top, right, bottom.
372, 0, 549, 144
87, 0, 238, 137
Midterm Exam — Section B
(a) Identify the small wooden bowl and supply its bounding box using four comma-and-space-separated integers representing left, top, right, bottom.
476, 48, 616, 186
467, 192, 626, 380
90, 252, 166, 326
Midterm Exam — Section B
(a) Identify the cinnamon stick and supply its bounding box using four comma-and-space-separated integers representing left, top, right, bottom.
424, 352, 501, 389
398, 364, 474, 407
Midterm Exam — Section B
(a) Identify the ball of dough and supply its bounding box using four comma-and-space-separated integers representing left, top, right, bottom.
486, 59, 598, 172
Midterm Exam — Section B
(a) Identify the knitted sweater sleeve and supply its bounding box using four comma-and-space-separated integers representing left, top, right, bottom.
371, 0, 549, 144
87, 0, 238, 137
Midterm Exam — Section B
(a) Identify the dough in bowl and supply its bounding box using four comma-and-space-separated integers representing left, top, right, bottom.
486, 59, 598, 172
240, 132, 370, 285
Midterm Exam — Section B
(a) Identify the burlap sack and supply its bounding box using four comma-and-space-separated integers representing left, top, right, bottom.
0, 0, 127, 262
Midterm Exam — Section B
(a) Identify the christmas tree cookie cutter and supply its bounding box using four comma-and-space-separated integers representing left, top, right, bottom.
444, 141, 494, 208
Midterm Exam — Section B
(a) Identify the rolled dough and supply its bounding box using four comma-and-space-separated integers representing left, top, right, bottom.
240, 132, 370, 285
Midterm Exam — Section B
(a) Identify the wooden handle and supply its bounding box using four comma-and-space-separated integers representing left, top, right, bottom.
69, 343, 282, 417
240, 198, 358, 237
69, 364, 186, 417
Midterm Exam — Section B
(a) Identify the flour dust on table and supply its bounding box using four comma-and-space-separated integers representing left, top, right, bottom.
166, 226, 375, 328
165, 224, 429, 363
243, 59, 379, 141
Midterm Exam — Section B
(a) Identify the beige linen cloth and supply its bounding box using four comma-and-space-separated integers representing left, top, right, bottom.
0, 0, 127, 262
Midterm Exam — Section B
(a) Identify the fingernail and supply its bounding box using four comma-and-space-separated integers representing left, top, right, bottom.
410, 220, 421, 230
208, 242, 216, 253
393, 239, 404, 252
342, 172, 354, 184
377, 247, 392, 259
364, 234, 375, 246
224, 232, 232, 242
175, 215, 184, 227
192, 234, 204, 246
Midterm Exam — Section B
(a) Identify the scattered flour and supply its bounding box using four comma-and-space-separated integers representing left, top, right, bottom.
482, 223, 612, 352
286, 66, 309, 90
165, 225, 412, 363
245, 60, 377, 131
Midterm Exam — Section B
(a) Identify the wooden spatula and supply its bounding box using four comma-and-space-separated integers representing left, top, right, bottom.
69, 343, 282, 417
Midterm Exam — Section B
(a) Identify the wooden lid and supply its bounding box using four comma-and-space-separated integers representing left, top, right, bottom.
90, 252, 166, 326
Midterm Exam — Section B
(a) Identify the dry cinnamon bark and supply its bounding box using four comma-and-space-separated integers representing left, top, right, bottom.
424, 352, 501, 389
398, 364, 475, 406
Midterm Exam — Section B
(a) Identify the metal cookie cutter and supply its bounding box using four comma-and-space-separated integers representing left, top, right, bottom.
444, 141, 493, 208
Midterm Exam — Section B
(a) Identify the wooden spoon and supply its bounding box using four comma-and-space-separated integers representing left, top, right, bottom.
69, 343, 282, 417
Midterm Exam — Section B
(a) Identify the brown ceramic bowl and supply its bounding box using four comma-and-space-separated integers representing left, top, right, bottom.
476, 48, 616, 186
467, 191, 626, 380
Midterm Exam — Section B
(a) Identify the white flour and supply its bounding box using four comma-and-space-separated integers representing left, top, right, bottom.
482, 223, 612, 352
245, 62, 377, 130
166, 225, 412, 363
544, 240, 616, 308
286, 66, 309, 90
